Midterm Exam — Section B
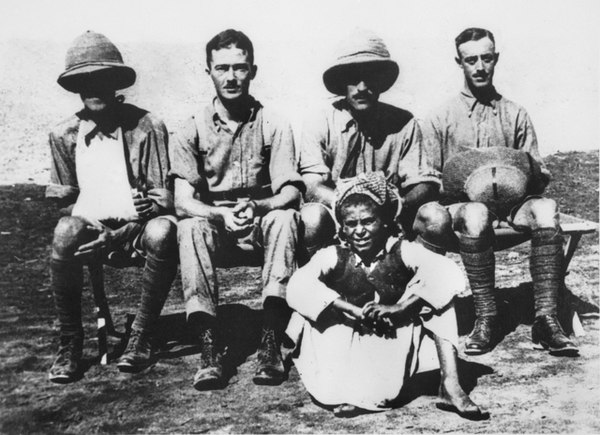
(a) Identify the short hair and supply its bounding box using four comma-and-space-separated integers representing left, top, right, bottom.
206, 29, 254, 67
455, 27, 495, 56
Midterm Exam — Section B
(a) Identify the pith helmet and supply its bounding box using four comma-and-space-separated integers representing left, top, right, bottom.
442, 147, 542, 217
57, 30, 136, 93
323, 29, 399, 95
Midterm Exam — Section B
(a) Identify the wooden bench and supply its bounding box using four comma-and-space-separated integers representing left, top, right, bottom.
90, 214, 597, 363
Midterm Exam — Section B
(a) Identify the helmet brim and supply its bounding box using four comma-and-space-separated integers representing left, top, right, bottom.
323, 59, 399, 95
57, 63, 136, 93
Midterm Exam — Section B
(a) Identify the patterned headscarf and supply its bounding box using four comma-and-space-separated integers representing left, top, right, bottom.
333, 172, 401, 224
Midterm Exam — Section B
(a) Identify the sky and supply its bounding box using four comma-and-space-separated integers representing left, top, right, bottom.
0, 0, 599, 154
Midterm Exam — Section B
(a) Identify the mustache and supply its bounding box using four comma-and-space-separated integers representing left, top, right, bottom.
352, 91, 372, 99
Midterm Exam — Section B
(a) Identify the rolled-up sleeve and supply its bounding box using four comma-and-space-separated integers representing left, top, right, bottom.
264, 111, 304, 194
396, 119, 442, 190
169, 116, 203, 189
287, 246, 340, 322
401, 241, 464, 311
143, 118, 173, 211
46, 130, 79, 203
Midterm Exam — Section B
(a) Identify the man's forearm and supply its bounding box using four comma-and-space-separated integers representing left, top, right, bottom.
175, 197, 224, 221
303, 173, 335, 206
253, 184, 301, 216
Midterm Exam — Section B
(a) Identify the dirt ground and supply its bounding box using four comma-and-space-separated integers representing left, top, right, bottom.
0, 150, 598, 434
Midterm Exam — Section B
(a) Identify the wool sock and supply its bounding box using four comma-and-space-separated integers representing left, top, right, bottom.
263, 296, 292, 333
50, 257, 84, 338
131, 253, 178, 334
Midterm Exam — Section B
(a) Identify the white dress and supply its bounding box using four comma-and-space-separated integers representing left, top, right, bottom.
286, 238, 464, 411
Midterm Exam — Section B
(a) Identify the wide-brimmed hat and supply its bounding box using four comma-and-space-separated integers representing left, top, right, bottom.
334, 171, 401, 224
57, 31, 136, 93
323, 29, 399, 95
442, 147, 542, 217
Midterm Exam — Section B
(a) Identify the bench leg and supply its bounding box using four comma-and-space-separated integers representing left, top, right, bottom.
561, 234, 586, 337
89, 263, 115, 365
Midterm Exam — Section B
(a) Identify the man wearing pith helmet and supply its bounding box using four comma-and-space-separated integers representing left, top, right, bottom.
298, 29, 442, 258
418, 27, 577, 356
46, 31, 178, 383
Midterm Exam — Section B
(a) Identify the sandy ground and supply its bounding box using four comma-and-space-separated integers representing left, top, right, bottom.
0, 151, 597, 433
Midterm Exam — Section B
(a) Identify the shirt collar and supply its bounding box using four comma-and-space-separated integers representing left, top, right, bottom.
78, 118, 119, 145
460, 85, 501, 117
352, 236, 399, 268
333, 98, 383, 134
209, 95, 260, 131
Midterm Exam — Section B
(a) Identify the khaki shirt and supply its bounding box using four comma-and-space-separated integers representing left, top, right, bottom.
298, 99, 440, 190
170, 97, 303, 200
421, 87, 549, 176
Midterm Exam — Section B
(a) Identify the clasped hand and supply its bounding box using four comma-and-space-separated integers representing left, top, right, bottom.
222, 200, 256, 234
360, 302, 407, 335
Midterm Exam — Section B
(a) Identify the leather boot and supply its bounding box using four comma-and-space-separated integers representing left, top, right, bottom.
465, 316, 499, 355
253, 327, 286, 385
193, 327, 224, 390
48, 333, 83, 384
117, 328, 155, 373
532, 314, 578, 356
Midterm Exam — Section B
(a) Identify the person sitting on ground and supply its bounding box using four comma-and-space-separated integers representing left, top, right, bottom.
285, 172, 487, 419
46, 31, 178, 383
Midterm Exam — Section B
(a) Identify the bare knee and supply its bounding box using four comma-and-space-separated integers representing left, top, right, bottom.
300, 203, 336, 248
454, 202, 491, 236
52, 216, 90, 258
528, 198, 559, 229
413, 202, 452, 234
142, 218, 177, 257
413, 202, 455, 250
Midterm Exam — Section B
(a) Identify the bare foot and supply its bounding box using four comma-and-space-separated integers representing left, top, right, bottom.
333, 403, 362, 418
437, 381, 489, 420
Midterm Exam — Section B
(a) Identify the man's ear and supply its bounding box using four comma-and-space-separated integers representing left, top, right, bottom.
205, 66, 211, 76
250, 64, 258, 80
494, 52, 500, 64
455, 56, 462, 66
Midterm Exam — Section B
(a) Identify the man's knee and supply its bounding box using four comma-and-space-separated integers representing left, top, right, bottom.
454, 202, 492, 236
300, 203, 336, 246
262, 208, 299, 233
413, 202, 455, 251
177, 217, 213, 243
52, 216, 90, 258
142, 218, 177, 256
528, 198, 559, 228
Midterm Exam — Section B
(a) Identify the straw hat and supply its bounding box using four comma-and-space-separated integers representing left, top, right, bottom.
323, 29, 399, 95
442, 147, 541, 216
57, 31, 136, 93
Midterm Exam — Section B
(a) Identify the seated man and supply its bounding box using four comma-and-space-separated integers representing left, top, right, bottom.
171, 29, 303, 390
286, 172, 486, 419
418, 27, 577, 356
298, 30, 441, 257
47, 31, 178, 383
